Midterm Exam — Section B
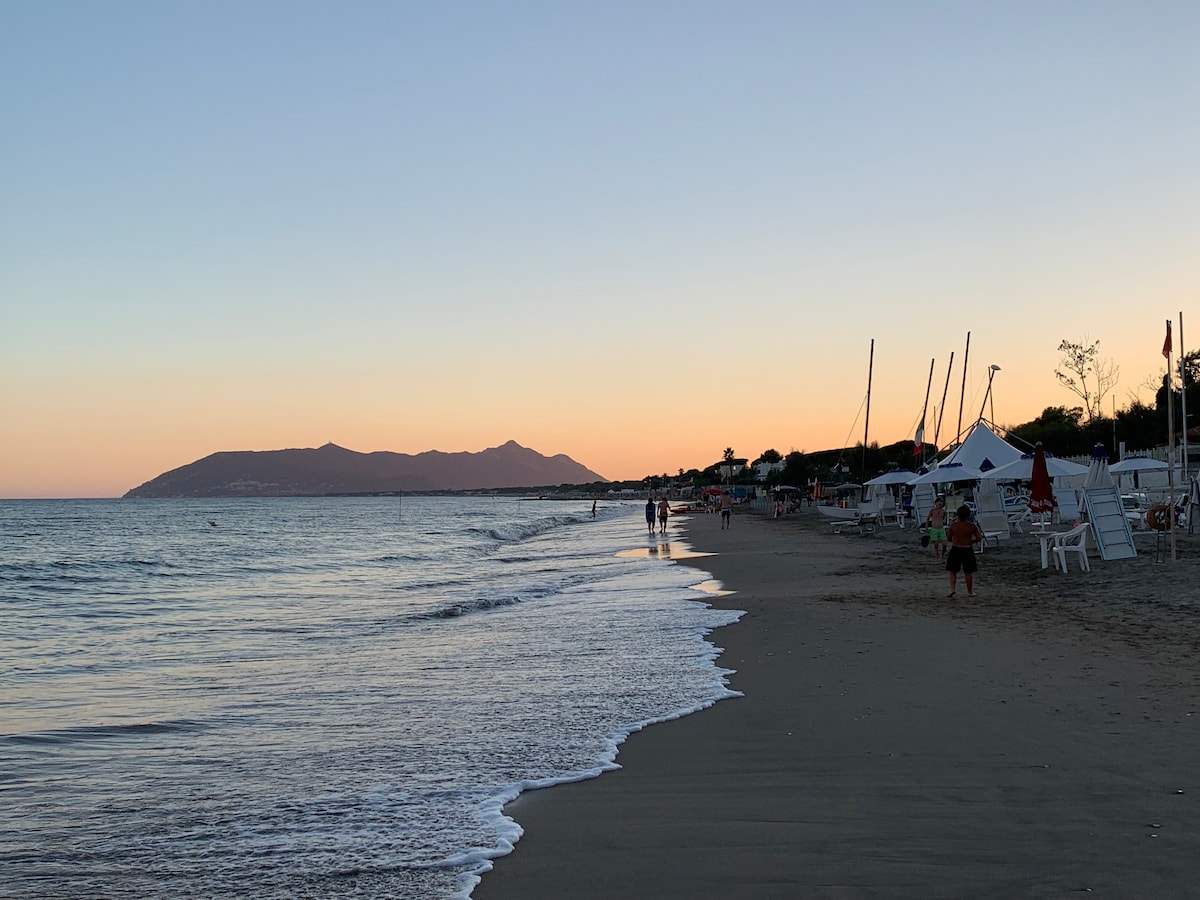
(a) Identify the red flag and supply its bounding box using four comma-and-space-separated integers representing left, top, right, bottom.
1163, 321, 1172, 359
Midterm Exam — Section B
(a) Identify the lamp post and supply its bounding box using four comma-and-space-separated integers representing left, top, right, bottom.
978, 364, 1001, 424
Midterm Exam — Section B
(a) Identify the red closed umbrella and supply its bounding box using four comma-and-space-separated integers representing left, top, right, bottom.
1027, 442, 1054, 513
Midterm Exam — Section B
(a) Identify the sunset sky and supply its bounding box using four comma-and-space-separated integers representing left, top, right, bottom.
4, 1, 1197, 499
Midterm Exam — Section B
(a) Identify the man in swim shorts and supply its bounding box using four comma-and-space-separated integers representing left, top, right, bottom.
719, 491, 733, 529
945, 504, 984, 598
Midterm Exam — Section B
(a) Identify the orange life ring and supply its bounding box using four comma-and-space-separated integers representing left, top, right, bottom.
1145, 504, 1171, 531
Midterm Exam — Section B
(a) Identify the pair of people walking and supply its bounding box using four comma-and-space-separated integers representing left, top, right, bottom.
645, 498, 671, 534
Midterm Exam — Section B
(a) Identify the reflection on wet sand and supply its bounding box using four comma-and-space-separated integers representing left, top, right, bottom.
616, 542, 730, 596
617, 541, 713, 561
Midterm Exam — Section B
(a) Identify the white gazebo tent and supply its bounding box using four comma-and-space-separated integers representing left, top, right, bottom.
940, 422, 1023, 472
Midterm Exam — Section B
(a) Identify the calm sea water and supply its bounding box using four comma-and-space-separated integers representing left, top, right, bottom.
0, 496, 740, 898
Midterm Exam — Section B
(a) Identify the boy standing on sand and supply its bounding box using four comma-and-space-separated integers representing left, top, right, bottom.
945, 504, 984, 598
924, 496, 948, 563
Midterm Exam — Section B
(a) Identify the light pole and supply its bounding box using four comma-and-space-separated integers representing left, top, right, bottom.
978, 364, 1001, 424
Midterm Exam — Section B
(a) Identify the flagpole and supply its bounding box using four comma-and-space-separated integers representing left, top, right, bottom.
1180, 310, 1189, 484
1165, 319, 1177, 562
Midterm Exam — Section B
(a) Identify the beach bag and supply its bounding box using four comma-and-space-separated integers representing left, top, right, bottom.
919, 533, 930, 548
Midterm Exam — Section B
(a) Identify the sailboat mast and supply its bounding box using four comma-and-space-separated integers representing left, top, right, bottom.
919, 357, 934, 464
956, 331, 971, 446
933, 352, 954, 451
862, 339, 874, 480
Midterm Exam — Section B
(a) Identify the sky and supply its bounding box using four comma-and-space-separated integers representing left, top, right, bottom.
3, 1, 1197, 498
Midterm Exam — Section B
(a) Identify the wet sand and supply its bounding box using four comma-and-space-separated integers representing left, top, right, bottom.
475, 506, 1200, 898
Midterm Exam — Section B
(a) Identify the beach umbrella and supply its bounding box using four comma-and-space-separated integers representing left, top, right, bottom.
1109, 456, 1168, 490
981, 451, 1089, 482
1027, 443, 1054, 513
1109, 456, 1169, 473
864, 470, 916, 486
906, 461, 984, 486
1084, 443, 1115, 489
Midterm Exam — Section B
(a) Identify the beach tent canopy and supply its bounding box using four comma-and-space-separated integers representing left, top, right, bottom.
1109, 456, 1169, 473
940, 422, 1023, 471
907, 461, 984, 486
980, 451, 1089, 482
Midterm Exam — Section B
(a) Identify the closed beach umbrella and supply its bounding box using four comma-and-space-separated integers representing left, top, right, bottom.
1027, 443, 1054, 513
1084, 443, 1115, 490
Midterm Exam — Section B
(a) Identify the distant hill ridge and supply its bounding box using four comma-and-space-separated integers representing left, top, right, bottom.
123, 441, 606, 498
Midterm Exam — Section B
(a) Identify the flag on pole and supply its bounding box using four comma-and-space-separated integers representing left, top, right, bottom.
912, 420, 925, 456
1163, 320, 1172, 359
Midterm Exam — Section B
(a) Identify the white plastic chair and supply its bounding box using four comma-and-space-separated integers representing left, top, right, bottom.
1053, 523, 1091, 572
1007, 505, 1032, 533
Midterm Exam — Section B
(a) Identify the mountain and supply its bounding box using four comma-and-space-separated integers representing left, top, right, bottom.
123, 441, 606, 498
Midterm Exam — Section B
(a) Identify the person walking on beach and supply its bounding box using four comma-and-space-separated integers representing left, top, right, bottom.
645, 498, 656, 536
945, 504, 984, 598
924, 496, 948, 563
657, 497, 670, 533
719, 491, 733, 529
591, 499, 597, 519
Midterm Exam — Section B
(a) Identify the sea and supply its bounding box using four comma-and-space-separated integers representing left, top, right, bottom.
0, 496, 741, 899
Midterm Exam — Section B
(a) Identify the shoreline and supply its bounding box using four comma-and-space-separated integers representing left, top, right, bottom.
475, 507, 1200, 898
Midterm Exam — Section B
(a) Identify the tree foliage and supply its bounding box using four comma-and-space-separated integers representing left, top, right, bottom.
1054, 337, 1119, 422
776, 451, 811, 486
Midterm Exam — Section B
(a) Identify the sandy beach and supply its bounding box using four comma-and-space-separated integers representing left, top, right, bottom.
476, 505, 1200, 899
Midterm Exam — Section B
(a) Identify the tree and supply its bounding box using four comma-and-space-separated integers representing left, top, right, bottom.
722, 447, 735, 463
1054, 337, 1119, 422
1115, 400, 1160, 451
777, 451, 811, 487
755, 448, 783, 465
1008, 406, 1086, 454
